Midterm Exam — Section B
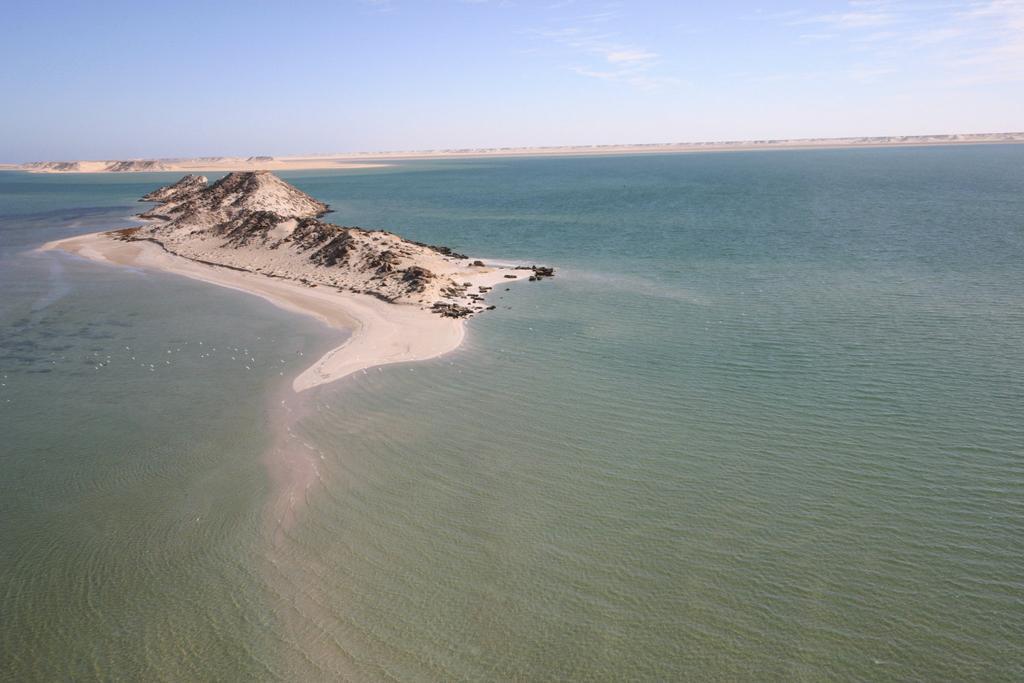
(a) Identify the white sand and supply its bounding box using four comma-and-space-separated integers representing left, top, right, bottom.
20, 158, 391, 174
13, 132, 1024, 173
165, 159, 391, 173
39, 232, 518, 392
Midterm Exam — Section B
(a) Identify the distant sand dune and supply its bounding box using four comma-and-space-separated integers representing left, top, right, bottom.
13, 131, 1023, 173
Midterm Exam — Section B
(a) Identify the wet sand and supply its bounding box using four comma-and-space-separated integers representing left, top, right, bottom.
40, 232, 518, 392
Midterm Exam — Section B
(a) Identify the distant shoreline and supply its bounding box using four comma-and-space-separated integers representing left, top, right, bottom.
6, 132, 1022, 173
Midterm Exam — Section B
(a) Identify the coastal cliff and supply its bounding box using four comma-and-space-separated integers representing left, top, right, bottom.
21, 160, 170, 173
116, 172, 552, 316
16, 132, 1024, 174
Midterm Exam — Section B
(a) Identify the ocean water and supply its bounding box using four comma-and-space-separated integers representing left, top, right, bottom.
1, 147, 1022, 680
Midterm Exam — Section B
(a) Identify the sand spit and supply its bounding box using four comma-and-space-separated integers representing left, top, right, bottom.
39, 172, 553, 390
42, 232, 503, 391
19, 158, 389, 174
13, 132, 1024, 172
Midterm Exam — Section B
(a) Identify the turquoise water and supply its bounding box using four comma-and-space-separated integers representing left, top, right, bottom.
1, 147, 1023, 680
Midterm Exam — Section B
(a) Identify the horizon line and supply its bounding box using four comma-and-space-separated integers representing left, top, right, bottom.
4, 131, 1023, 167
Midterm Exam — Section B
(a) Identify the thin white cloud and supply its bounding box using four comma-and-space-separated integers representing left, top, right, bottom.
798, 32, 837, 42
530, 8, 673, 89
778, 0, 1024, 85
605, 49, 657, 64
846, 65, 897, 82
570, 65, 679, 89
909, 27, 963, 45
793, 10, 898, 29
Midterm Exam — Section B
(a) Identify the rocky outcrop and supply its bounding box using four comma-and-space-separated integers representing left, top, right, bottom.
431, 302, 474, 318
401, 266, 435, 294
21, 161, 82, 172
140, 171, 329, 223
125, 172, 555, 316
104, 160, 170, 172
141, 174, 208, 204
22, 159, 174, 173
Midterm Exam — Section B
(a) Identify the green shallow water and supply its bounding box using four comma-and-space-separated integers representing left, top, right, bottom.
1, 147, 1023, 680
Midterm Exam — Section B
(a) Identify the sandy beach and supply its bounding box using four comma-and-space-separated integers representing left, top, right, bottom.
19, 158, 392, 174
40, 232, 518, 392
12, 132, 1023, 174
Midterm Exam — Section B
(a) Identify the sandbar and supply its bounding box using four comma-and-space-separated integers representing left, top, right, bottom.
39, 232, 516, 391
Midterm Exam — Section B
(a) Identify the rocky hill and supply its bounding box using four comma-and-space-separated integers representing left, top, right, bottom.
119, 172, 552, 315
140, 174, 210, 204
22, 159, 170, 173
22, 161, 83, 172
104, 160, 170, 172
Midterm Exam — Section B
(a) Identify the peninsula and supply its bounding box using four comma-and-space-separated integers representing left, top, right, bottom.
11, 131, 1023, 173
42, 172, 552, 390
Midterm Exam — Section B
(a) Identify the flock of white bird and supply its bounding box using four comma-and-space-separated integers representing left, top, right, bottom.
81, 338, 307, 375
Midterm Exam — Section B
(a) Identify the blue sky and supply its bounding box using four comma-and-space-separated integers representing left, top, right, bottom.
1, 0, 1022, 160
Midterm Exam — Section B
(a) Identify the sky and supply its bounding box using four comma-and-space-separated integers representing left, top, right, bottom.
1, 0, 1022, 161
